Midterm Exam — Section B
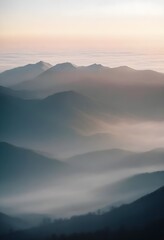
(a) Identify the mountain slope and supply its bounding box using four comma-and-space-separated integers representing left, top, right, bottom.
3, 186, 164, 239
50, 62, 77, 72
0, 212, 29, 235
67, 148, 164, 172
0, 61, 52, 87
0, 86, 34, 99
0, 90, 115, 157
14, 63, 164, 91
0, 142, 69, 196
14, 63, 164, 121
96, 171, 164, 207
0, 86, 23, 98
13, 62, 78, 92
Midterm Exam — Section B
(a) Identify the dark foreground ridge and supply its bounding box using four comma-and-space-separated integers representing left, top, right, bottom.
1, 186, 164, 240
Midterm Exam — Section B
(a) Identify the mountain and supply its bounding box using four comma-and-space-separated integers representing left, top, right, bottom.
67, 148, 164, 172
0, 89, 117, 157
0, 142, 69, 197
0, 212, 29, 235
41, 90, 98, 111
100, 185, 164, 230
50, 62, 77, 72
85, 63, 109, 71
14, 62, 78, 92
2, 186, 164, 239
67, 147, 164, 209
119, 148, 164, 169
67, 148, 134, 172
13, 63, 164, 122
0, 86, 23, 97
95, 171, 164, 208
13, 63, 140, 92
14, 63, 164, 92
0, 86, 35, 99
0, 86, 25, 99
0, 61, 52, 87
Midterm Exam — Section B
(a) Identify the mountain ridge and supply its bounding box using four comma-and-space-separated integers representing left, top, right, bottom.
2, 186, 164, 239
0, 142, 69, 197
0, 61, 52, 87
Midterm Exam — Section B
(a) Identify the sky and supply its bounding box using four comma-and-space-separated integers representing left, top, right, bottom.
0, 0, 164, 70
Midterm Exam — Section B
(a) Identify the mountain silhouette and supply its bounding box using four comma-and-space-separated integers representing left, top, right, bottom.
96, 171, 164, 208
0, 61, 52, 87
67, 148, 164, 172
0, 212, 29, 235
2, 186, 164, 239
0, 142, 69, 196
50, 62, 77, 72
0, 89, 115, 157
13, 62, 164, 122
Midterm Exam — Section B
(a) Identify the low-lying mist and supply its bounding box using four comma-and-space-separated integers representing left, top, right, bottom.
1, 155, 164, 217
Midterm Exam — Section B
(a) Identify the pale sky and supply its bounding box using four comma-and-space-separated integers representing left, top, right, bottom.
0, 0, 164, 52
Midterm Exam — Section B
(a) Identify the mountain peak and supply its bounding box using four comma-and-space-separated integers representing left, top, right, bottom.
86, 63, 107, 71
37, 61, 45, 64
51, 62, 77, 72
43, 90, 82, 103
41, 91, 93, 110
113, 65, 135, 71
35, 61, 52, 69
0, 61, 52, 87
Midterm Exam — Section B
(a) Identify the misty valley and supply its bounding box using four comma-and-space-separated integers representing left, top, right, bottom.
0, 61, 164, 240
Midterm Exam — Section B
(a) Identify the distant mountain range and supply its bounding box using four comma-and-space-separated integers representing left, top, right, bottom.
13, 62, 164, 93
68, 148, 164, 172
0, 61, 163, 122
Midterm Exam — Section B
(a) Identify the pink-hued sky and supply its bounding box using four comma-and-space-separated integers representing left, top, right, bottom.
0, 0, 164, 71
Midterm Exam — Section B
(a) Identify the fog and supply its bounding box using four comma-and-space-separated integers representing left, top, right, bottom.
1, 159, 164, 217
3, 119, 164, 158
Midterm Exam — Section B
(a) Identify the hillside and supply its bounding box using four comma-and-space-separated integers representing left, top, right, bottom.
2, 186, 164, 239
0, 142, 69, 196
